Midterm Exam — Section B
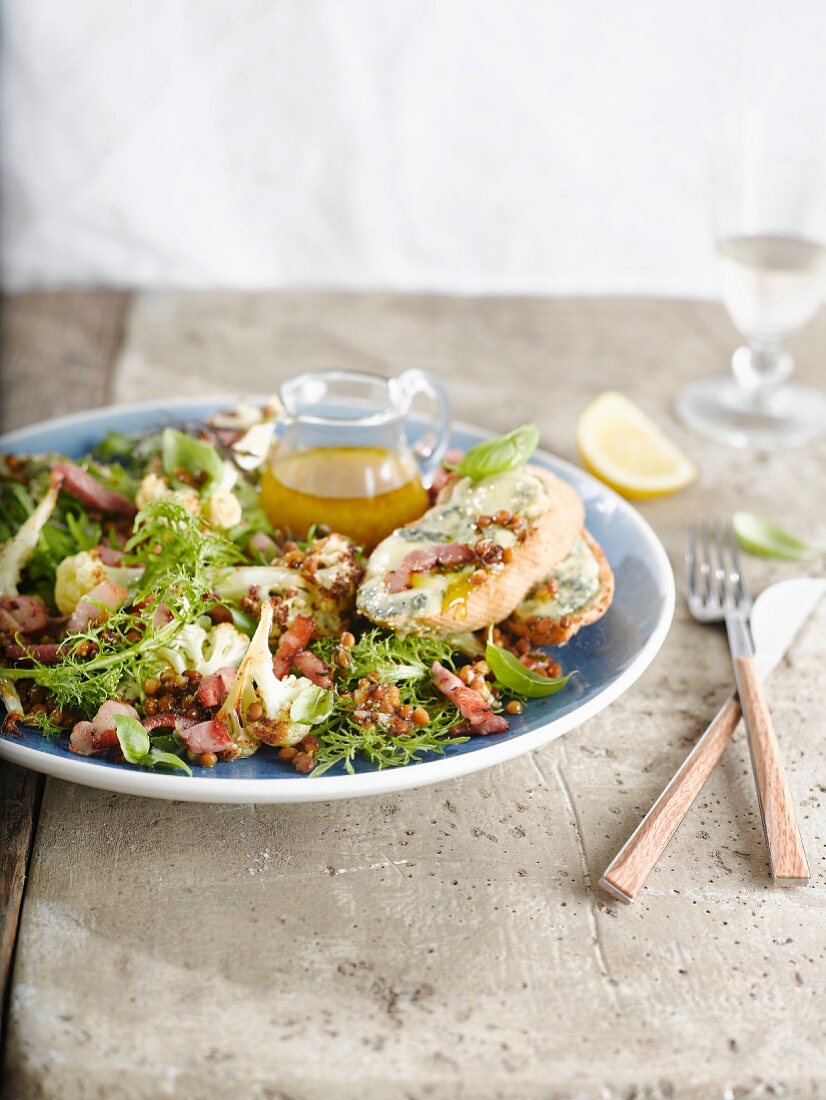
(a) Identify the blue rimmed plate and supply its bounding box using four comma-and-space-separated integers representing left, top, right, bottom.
0, 398, 674, 802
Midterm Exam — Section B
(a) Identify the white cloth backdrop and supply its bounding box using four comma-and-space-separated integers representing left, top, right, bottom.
2, 1, 824, 295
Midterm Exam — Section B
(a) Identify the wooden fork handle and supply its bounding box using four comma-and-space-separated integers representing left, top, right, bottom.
734, 656, 810, 885
600, 693, 742, 903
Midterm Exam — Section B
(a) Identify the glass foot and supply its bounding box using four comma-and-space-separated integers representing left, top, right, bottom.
675, 376, 826, 449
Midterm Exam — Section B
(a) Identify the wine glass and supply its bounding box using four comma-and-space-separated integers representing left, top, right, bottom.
677, 112, 826, 449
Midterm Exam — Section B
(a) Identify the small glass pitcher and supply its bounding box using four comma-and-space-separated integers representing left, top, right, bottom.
260, 369, 451, 549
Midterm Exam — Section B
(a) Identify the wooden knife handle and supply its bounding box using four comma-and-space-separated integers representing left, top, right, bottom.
600, 693, 741, 903
734, 655, 810, 885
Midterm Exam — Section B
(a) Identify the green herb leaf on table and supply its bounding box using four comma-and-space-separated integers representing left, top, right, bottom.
114, 714, 151, 764
733, 512, 821, 561
290, 685, 334, 725
458, 424, 540, 480
485, 632, 572, 699
161, 428, 224, 492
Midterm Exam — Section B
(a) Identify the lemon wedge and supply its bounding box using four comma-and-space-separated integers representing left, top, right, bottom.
577, 392, 697, 499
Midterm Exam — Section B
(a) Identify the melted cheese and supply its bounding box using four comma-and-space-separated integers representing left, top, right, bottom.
512, 536, 601, 621
357, 468, 550, 631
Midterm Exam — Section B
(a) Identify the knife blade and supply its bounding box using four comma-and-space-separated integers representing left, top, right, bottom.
600, 578, 825, 903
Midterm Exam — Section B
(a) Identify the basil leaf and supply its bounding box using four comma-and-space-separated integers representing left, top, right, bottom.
733, 512, 821, 561
114, 714, 151, 765
162, 428, 224, 492
149, 732, 181, 753
148, 748, 193, 776
290, 685, 334, 725
459, 424, 540, 480
485, 634, 572, 699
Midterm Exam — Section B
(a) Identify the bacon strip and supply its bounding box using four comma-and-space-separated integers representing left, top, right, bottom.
0, 595, 49, 636
4, 642, 64, 664
293, 650, 333, 689
272, 614, 314, 679
177, 718, 233, 754
142, 712, 199, 732
431, 661, 508, 735
67, 580, 129, 633
196, 667, 237, 708
52, 462, 136, 519
385, 544, 476, 594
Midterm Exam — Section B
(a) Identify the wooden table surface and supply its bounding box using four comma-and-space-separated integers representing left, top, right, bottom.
1, 291, 825, 1100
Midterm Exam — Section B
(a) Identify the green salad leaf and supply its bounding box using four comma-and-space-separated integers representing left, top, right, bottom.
733, 512, 821, 561
114, 715, 192, 776
290, 685, 334, 725
485, 632, 572, 699
148, 747, 193, 776
458, 424, 540, 480
162, 428, 224, 491
114, 714, 151, 764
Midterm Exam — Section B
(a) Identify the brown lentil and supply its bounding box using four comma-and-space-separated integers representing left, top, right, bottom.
411, 706, 430, 727
505, 700, 524, 715
340, 630, 355, 648
200, 752, 218, 768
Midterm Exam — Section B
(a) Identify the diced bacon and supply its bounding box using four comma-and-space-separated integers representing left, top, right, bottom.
196, 667, 237, 708
92, 699, 139, 732
177, 718, 233, 754
142, 713, 198, 732
384, 544, 476, 594
292, 650, 333, 689
51, 463, 136, 518
431, 661, 508, 735
272, 614, 314, 679
69, 721, 118, 756
0, 595, 49, 636
4, 642, 63, 664
428, 450, 463, 502
67, 580, 129, 633
69, 699, 139, 756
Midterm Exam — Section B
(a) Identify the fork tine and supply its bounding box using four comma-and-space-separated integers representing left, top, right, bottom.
714, 519, 733, 608
685, 519, 698, 599
699, 518, 714, 603
727, 521, 750, 603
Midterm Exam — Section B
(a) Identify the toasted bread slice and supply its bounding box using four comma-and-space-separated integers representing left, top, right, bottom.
357, 464, 584, 636
504, 528, 614, 646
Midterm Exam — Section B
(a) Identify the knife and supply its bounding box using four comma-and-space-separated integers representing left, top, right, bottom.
600, 578, 825, 903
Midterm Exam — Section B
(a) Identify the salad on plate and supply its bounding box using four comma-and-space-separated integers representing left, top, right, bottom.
0, 401, 614, 778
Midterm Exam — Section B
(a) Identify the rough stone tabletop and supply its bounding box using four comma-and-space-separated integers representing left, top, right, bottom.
3, 294, 825, 1099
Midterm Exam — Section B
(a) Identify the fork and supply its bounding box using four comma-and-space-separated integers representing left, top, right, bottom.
686, 518, 810, 885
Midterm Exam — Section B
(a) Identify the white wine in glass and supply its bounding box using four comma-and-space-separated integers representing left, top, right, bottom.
677, 114, 826, 448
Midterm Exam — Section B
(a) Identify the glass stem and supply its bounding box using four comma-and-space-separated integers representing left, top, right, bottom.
731, 339, 793, 399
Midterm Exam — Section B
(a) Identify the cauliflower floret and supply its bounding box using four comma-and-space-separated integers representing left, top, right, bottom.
53, 550, 140, 616
213, 534, 362, 639
0, 485, 59, 596
203, 488, 242, 530
135, 473, 201, 516
157, 621, 249, 676
218, 600, 332, 756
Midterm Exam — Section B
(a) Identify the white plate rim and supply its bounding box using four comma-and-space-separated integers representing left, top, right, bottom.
0, 396, 675, 803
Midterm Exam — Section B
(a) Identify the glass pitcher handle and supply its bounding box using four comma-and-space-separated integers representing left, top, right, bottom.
397, 369, 451, 487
